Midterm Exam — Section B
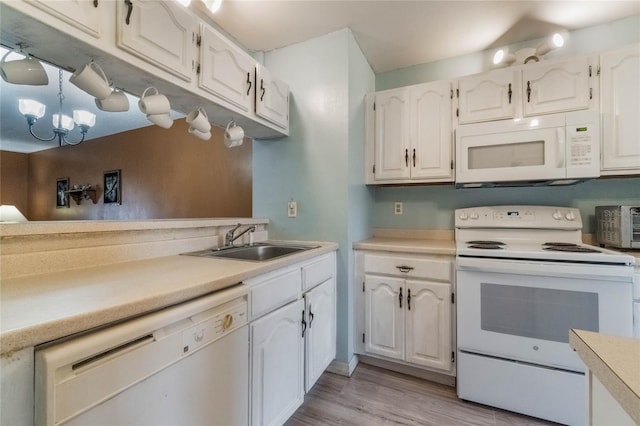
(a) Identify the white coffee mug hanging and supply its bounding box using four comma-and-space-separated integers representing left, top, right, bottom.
69, 61, 111, 100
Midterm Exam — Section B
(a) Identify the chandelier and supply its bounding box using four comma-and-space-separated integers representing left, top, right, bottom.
18, 69, 96, 146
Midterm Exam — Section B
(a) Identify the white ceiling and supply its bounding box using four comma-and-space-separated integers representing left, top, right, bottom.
210, 0, 640, 73
1, 1, 638, 153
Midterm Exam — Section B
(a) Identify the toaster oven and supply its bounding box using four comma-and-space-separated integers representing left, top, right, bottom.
596, 206, 640, 249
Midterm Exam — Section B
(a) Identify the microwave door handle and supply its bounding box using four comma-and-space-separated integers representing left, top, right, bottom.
556, 128, 565, 168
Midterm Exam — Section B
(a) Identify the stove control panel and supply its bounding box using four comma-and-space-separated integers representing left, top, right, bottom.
456, 205, 583, 229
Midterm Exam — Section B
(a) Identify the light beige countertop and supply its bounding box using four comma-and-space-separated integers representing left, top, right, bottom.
569, 329, 640, 424
0, 242, 337, 356
354, 237, 456, 256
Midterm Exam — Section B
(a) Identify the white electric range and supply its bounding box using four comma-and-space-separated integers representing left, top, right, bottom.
455, 205, 636, 425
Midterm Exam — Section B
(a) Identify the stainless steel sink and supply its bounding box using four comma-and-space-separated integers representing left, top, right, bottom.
183, 243, 318, 262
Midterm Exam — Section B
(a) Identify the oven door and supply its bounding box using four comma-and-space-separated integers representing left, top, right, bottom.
457, 257, 633, 372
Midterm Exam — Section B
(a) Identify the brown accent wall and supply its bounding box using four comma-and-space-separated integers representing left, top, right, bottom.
21, 118, 251, 220
0, 151, 30, 216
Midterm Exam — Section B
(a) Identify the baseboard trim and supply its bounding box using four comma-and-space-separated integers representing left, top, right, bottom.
327, 355, 359, 377
358, 355, 456, 387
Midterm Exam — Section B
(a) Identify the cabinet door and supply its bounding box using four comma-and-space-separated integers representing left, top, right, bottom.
600, 44, 640, 173
199, 24, 255, 113
373, 88, 411, 181
458, 68, 518, 123
409, 81, 454, 180
304, 278, 336, 392
364, 275, 404, 360
405, 280, 451, 371
255, 64, 289, 130
523, 56, 591, 116
251, 299, 304, 426
24, 0, 103, 38
116, 0, 197, 82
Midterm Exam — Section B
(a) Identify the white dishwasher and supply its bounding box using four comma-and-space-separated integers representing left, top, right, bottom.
35, 284, 249, 426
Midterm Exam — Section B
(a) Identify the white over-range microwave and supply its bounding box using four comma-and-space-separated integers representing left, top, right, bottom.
455, 110, 600, 188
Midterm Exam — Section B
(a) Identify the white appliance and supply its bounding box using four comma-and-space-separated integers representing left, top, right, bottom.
35, 285, 249, 426
456, 110, 599, 188
455, 205, 635, 425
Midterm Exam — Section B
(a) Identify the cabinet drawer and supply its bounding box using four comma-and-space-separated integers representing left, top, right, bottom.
248, 268, 301, 320
363, 253, 451, 282
302, 253, 335, 292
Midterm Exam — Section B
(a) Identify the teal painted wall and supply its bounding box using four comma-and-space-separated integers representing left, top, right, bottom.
373, 178, 640, 233
373, 15, 640, 232
253, 29, 374, 366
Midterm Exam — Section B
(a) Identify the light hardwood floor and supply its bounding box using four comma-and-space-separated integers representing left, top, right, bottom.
285, 363, 558, 426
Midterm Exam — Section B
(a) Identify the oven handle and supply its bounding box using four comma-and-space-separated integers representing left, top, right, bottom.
456, 257, 633, 281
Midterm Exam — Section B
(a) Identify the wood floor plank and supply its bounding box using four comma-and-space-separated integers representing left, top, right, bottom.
285, 363, 558, 426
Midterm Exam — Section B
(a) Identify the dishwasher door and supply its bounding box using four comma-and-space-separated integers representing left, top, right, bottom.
35, 285, 249, 426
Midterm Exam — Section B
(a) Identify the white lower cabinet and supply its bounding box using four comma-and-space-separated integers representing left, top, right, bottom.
357, 251, 454, 375
304, 277, 336, 391
251, 298, 305, 426
248, 251, 336, 426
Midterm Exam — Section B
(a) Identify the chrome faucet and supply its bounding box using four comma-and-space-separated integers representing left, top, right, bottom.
224, 223, 256, 247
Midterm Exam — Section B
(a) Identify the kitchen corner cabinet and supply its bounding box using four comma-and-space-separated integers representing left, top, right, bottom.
457, 55, 597, 124
198, 23, 255, 113
356, 251, 454, 374
255, 64, 290, 131
23, 0, 104, 38
600, 44, 640, 175
366, 80, 454, 184
247, 252, 336, 426
116, 0, 198, 82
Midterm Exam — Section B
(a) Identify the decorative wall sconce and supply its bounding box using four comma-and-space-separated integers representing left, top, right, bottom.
68, 184, 97, 205
493, 32, 568, 67
19, 69, 96, 146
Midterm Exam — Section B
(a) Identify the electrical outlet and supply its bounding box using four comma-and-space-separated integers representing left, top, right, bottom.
288, 201, 297, 218
394, 202, 403, 215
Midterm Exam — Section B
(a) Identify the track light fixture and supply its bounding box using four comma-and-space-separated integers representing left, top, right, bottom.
493, 32, 568, 67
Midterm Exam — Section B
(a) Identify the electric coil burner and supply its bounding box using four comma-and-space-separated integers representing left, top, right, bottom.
455, 205, 636, 425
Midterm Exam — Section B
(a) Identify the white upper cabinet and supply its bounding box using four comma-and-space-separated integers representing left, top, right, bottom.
372, 87, 411, 181
457, 56, 596, 124
255, 64, 290, 131
600, 44, 640, 174
523, 56, 594, 116
198, 24, 255, 113
368, 81, 453, 184
458, 68, 519, 123
116, 0, 198, 82
23, 0, 104, 38
410, 81, 454, 180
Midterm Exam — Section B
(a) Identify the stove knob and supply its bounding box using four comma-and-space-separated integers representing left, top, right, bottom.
552, 210, 563, 220
459, 212, 469, 220
565, 211, 576, 221
469, 212, 479, 220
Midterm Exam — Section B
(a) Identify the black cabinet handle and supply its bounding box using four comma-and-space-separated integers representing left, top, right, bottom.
309, 304, 314, 328
508, 83, 512, 104
301, 310, 307, 338
124, 0, 133, 25
396, 265, 414, 273
407, 289, 411, 311
260, 79, 266, 101
93, 0, 99, 7
405, 149, 409, 167
412, 148, 416, 167
246, 72, 252, 96
526, 81, 531, 103
399, 288, 403, 309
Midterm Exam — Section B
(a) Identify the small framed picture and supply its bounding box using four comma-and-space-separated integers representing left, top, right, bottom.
103, 170, 121, 204
56, 177, 70, 208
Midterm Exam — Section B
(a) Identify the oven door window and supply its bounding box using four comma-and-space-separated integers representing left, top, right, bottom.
481, 283, 599, 343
